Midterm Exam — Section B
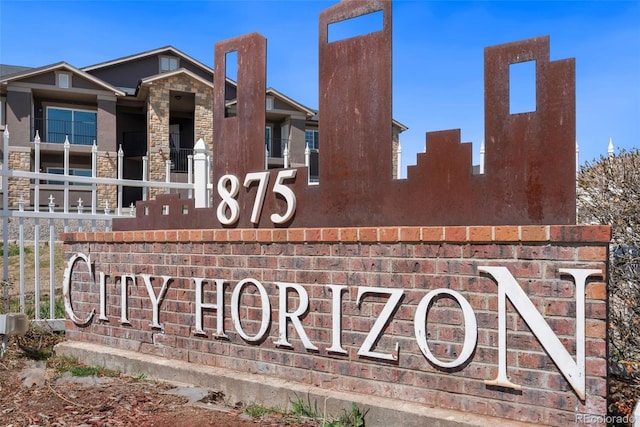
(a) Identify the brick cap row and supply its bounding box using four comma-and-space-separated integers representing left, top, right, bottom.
61, 225, 611, 244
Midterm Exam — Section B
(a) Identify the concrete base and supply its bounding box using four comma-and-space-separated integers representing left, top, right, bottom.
54, 341, 536, 427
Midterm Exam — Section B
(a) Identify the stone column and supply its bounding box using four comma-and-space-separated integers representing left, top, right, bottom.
97, 95, 118, 210
147, 85, 170, 201
97, 151, 117, 211
8, 147, 30, 207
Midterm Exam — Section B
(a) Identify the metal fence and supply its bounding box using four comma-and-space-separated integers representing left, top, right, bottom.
0, 127, 209, 333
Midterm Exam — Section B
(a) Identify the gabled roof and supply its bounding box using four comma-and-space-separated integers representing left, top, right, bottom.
0, 62, 125, 96
140, 67, 214, 88
0, 64, 34, 79
392, 119, 409, 132
266, 87, 315, 117
82, 46, 213, 74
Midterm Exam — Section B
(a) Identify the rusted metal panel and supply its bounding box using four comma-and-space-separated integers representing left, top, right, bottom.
114, 0, 576, 231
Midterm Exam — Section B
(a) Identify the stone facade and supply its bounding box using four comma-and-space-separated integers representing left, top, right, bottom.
97, 152, 117, 210
147, 74, 213, 201
7, 148, 30, 207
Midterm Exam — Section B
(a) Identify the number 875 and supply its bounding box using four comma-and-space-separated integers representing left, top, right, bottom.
216, 170, 297, 226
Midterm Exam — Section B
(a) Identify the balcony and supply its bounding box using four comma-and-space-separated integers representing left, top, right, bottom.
266, 137, 289, 158
170, 148, 193, 173
33, 118, 96, 145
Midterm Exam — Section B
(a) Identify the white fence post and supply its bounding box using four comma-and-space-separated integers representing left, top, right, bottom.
187, 154, 193, 199
142, 155, 148, 201
2, 127, 10, 318
283, 140, 290, 169
193, 138, 207, 208
63, 136, 70, 214
117, 145, 123, 215
479, 141, 485, 175
91, 141, 97, 215
165, 160, 172, 194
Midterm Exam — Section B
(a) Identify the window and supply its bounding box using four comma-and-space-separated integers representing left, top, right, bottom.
57, 72, 70, 88
266, 96, 274, 111
509, 61, 536, 114
46, 167, 92, 185
160, 56, 179, 73
305, 129, 319, 150
265, 126, 272, 154
46, 107, 97, 145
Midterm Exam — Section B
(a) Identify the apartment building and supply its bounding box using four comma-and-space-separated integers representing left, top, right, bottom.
0, 46, 405, 209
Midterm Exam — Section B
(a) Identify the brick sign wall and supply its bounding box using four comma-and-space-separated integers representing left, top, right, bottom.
62, 224, 609, 426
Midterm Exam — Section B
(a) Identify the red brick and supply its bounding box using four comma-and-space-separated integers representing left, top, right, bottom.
577, 246, 607, 261
399, 226, 421, 242
549, 225, 611, 243
586, 319, 606, 339
201, 229, 214, 241
213, 229, 228, 242
378, 227, 398, 242
255, 229, 272, 242
520, 225, 549, 241
359, 227, 378, 242
421, 227, 443, 242
586, 282, 606, 300
468, 226, 492, 242
189, 230, 203, 242
287, 228, 305, 242
494, 226, 519, 241
272, 229, 287, 242
444, 226, 466, 242
321, 228, 339, 241
305, 228, 321, 242
339, 227, 358, 242
241, 229, 257, 242
227, 229, 242, 242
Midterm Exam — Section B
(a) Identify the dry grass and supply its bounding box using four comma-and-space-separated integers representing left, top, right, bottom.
0, 242, 65, 313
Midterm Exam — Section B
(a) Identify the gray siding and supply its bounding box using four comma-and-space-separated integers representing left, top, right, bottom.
6, 89, 32, 146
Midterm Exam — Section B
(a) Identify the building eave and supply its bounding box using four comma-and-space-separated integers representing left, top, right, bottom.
0, 62, 125, 96
82, 46, 214, 75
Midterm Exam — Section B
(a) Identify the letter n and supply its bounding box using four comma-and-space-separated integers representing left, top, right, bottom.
479, 266, 601, 399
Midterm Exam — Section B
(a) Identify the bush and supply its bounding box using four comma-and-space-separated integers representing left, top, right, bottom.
577, 148, 640, 362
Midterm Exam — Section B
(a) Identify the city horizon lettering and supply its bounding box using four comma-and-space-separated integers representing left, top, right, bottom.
62, 252, 601, 399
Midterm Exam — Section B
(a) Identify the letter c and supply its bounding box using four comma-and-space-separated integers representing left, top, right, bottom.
62, 252, 96, 326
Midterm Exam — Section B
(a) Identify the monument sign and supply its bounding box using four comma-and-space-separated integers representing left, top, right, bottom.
61, 2, 609, 426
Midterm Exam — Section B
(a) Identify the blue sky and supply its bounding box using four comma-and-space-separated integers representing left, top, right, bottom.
1, 0, 638, 175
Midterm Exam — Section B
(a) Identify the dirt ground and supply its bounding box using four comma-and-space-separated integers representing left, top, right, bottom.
0, 331, 317, 427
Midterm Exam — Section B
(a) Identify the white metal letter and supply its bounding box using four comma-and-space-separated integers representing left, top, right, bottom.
140, 274, 171, 330
274, 282, 318, 350
270, 169, 297, 224
414, 288, 477, 368
243, 171, 269, 224
326, 285, 348, 354
216, 174, 240, 225
231, 279, 271, 342
62, 252, 95, 326
194, 278, 227, 338
119, 274, 135, 325
98, 272, 108, 321
478, 266, 601, 399
356, 286, 403, 361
